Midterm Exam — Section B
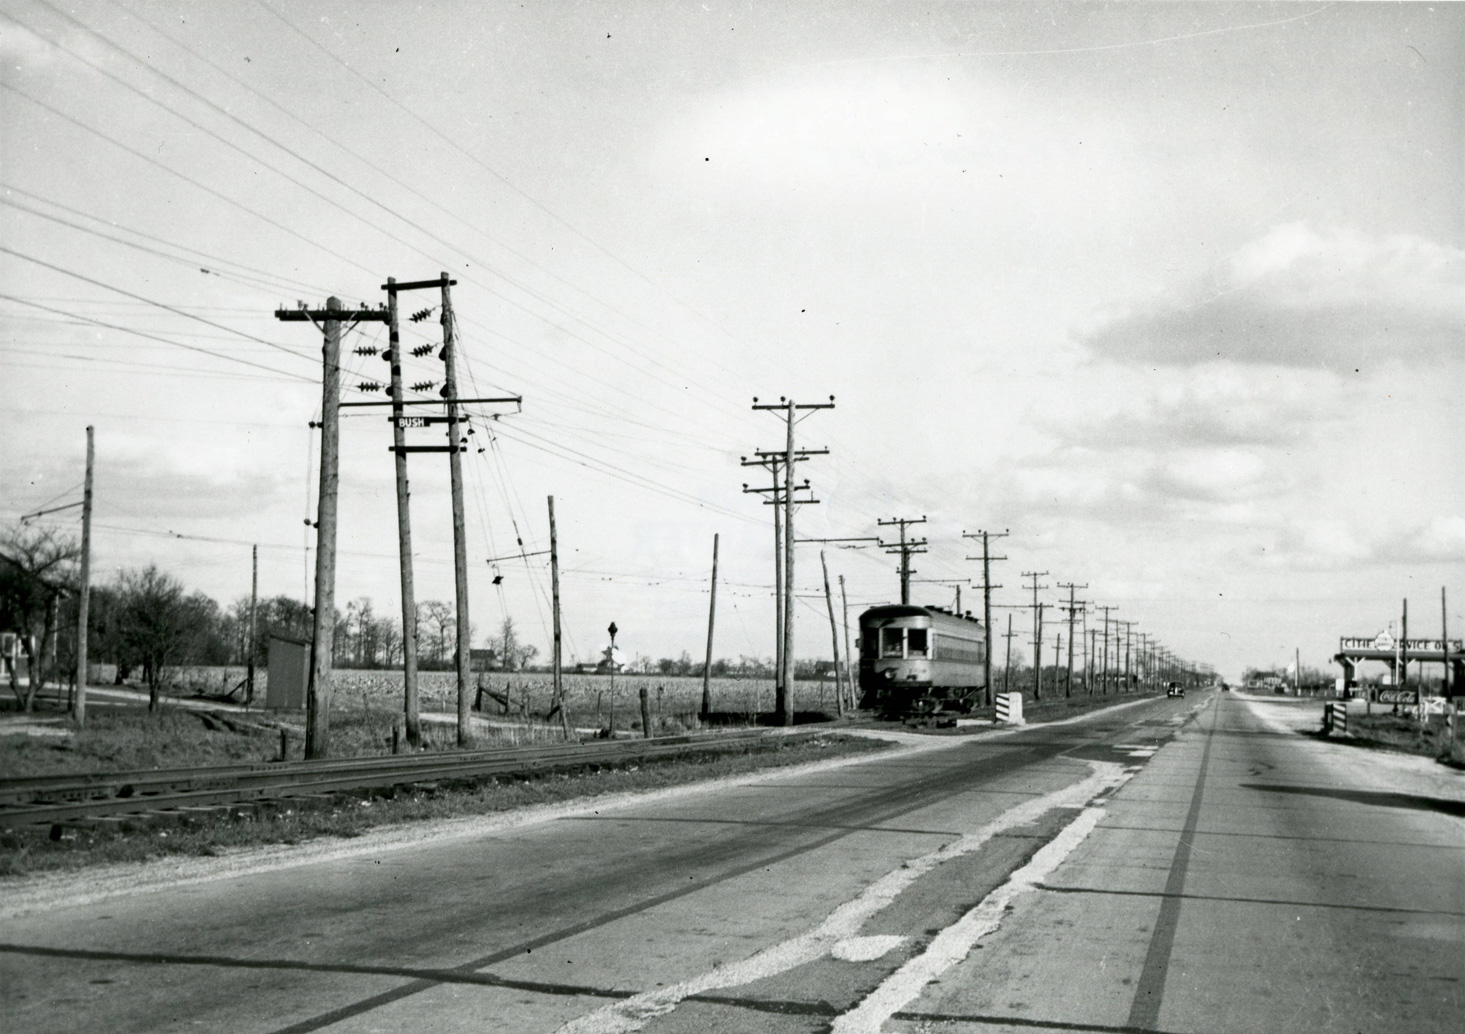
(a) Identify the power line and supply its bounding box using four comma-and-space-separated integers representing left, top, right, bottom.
0, 292, 314, 381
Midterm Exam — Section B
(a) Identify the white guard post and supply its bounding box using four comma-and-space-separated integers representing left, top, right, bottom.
996, 691, 1024, 725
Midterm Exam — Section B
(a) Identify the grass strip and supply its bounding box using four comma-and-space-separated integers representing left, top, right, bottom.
0, 733, 890, 878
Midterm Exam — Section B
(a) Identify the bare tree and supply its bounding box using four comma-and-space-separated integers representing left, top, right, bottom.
0, 523, 78, 711
114, 565, 208, 710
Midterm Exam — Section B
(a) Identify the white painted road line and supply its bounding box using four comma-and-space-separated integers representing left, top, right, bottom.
831, 801, 1115, 1034
555, 761, 1130, 1034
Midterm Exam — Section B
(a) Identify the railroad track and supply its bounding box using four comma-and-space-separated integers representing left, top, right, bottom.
0, 728, 825, 832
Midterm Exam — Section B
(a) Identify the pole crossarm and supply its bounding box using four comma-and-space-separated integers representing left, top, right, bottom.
752, 396, 836, 412
275, 306, 388, 322
381, 277, 458, 292
342, 396, 523, 409
749, 448, 828, 459
20, 500, 83, 521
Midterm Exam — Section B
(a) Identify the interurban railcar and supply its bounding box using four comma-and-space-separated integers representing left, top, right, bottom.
858, 604, 988, 716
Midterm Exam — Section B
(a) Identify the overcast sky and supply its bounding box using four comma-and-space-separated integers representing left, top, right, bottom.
2, 1, 1461, 681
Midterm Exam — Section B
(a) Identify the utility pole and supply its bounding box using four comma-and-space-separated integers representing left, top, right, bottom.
549, 496, 568, 738
701, 533, 718, 718
964, 529, 1008, 707
1058, 581, 1088, 698
751, 396, 834, 725
246, 543, 258, 707
1096, 605, 1118, 695
1400, 598, 1409, 697
364, 278, 521, 744
1443, 587, 1452, 701
383, 276, 421, 746
879, 516, 928, 605
1088, 628, 1098, 693
1022, 571, 1049, 700
277, 296, 389, 758
743, 454, 785, 703
839, 574, 854, 711
1117, 620, 1134, 693
437, 274, 474, 746
820, 550, 845, 716
1003, 613, 1016, 696
745, 454, 833, 711
73, 424, 93, 729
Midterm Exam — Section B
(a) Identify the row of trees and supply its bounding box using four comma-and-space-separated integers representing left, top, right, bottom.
0, 524, 545, 712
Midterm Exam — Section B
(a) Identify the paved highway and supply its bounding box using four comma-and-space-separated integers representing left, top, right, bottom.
1, 692, 1460, 1033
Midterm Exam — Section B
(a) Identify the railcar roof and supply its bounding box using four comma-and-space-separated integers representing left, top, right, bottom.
859, 604, 932, 620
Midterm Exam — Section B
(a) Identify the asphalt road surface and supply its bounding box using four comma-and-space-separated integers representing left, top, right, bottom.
2, 691, 1460, 1033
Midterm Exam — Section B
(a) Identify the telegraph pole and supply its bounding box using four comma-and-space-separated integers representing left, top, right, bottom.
438, 274, 474, 746
840, 574, 854, 710
277, 296, 389, 758
751, 396, 834, 725
964, 529, 1008, 707
1022, 571, 1049, 700
701, 533, 718, 718
1117, 620, 1134, 693
820, 550, 844, 716
1058, 581, 1088, 698
743, 454, 788, 705
383, 276, 421, 746
549, 496, 569, 738
246, 543, 258, 706
1003, 613, 1016, 695
879, 516, 928, 605
1096, 605, 1118, 695
73, 425, 93, 729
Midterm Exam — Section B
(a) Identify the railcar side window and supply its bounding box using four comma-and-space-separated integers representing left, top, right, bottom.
860, 635, 876, 659
906, 628, 929, 657
880, 627, 904, 657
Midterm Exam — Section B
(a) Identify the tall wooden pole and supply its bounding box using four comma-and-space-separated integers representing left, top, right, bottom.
772, 459, 785, 715
840, 574, 854, 711
1400, 598, 1409, 696
73, 425, 93, 729
782, 399, 796, 726
440, 273, 472, 747
385, 278, 421, 746
549, 496, 568, 738
981, 533, 997, 706
1003, 613, 1014, 695
820, 550, 844, 716
246, 543, 257, 706
1443, 587, 1452, 700
701, 533, 718, 718
1033, 601, 1044, 701
306, 298, 343, 759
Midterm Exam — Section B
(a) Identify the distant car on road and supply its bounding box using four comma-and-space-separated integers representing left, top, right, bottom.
1166, 681, 1184, 698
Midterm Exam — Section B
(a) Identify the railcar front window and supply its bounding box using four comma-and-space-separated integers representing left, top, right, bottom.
906, 628, 929, 657
880, 627, 904, 657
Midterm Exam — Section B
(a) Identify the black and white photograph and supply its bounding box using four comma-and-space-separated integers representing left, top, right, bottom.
1, 3, 1461, 1032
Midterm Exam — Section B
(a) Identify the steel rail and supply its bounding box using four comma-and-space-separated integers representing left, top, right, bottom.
0, 729, 819, 829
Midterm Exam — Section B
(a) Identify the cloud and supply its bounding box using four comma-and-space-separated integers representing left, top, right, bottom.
1382, 516, 1465, 564
1268, 515, 1465, 569
1081, 223, 1465, 368
95, 434, 293, 521
1043, 364, 1334, 450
